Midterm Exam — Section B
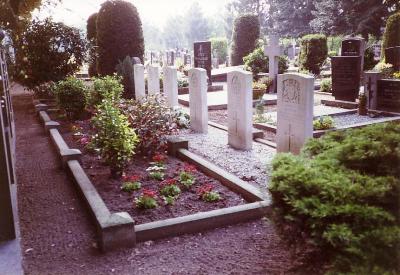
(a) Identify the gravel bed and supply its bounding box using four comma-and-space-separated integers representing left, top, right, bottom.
179, 126, 276, 202
333, 114, 395, 128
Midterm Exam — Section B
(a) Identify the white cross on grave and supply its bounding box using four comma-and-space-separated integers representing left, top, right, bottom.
264, 35, 283, 93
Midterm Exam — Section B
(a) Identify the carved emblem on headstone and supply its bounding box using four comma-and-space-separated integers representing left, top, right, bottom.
282, 79, 300, 104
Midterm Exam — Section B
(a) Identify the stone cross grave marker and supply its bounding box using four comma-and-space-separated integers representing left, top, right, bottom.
264, 35, 283, 93
162, 66, 178, 107
147, 65, 160, 95
277, 73, 314, 154
227, 70, 253, 150
133, 64, 145, 100
189, 68, 208, 133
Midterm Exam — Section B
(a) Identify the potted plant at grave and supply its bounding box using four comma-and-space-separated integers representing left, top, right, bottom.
252, 82, 266, 100
358, 91, 367, 115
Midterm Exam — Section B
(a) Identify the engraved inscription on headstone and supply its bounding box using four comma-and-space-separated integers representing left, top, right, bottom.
332, 56, 362, 102
377, 79, 400, 112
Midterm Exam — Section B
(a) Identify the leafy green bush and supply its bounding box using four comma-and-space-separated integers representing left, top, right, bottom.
96, 0, 144, 75
299, 34, 328, 75
210, 37, 228, 64
243, 47, 289, 78
320, 78, 332, 93
313, 115, 334, 130
32, 81, 55, 99
120, 95, 178, 155
381, 12, 400, 60
269, 122, 400, 273
90, 98, 139, 176
230, 14, 260, 66
364, 47, 378, 71
15, 18, 86, 89
54, 77, 87, 119
87, 75, 124, 108
115, 56, 135, 98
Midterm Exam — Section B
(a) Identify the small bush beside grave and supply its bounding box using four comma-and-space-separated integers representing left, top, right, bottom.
299, 34, 328, 75
313, 115, 334, 130
87, 75, 124, 108
54, 77, 88, 119
243, 47, 289, 78
382, 12, 400, 60
319, 78, 332, 93
269, 122, 400, 274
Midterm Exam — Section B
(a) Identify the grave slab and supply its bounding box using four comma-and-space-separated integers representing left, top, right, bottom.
163, 66, 178, 107
189, 68, 208, 133
133, 64, 145, 100
147, 65, 160, 95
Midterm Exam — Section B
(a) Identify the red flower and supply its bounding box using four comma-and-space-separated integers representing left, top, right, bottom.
142, 189, 157, 198
123, 175, 141, 182
183, 163, 197, 173
79, 136, 90, 145
197, 184, 213, 196
153, 153, 167, 163
160, 178, 177, 187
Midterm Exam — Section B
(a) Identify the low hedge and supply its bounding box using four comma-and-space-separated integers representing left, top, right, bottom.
244, 47, 288, 78
269, 122, 400, 274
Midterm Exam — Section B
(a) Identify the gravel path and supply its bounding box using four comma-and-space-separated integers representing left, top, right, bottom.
13, 91, 305, 274
179, 126, 276, 202
332, 114, 395, 127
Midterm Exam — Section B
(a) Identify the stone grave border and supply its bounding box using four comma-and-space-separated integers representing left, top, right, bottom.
178, 97, 277, 110
254, 109, 400, 138
33, 101, 269, 252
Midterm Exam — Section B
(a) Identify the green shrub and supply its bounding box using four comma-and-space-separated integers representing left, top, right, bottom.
32, 81, 55, 99
96, 0, 144, 75
320, 78, 332, 93
299, 34, 328, 75
54, 77, 87, 119
364, 47, 378, 71
90, 98, 139, 176
230, 14, 260, 66
269, 123, 400, 273
243, 47, 289, 78
178, 78, 189, 88
328, 50, 337, 57
381, 12, 400, 60
87, 75, 123, 108
15, 18, 86, 89
313, 115, 334, 130
115, 56, 135, 98
120, 95, 178, 155
87, 12, 98, 77
210, 37, 228, 64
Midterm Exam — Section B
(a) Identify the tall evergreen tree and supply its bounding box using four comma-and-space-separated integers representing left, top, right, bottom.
184, 2, 210, 46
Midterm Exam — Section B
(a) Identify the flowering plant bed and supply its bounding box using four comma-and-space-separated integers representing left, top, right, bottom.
56, 118, 246, 225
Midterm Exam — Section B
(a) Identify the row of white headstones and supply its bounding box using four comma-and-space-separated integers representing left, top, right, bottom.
134, 62, 315, 155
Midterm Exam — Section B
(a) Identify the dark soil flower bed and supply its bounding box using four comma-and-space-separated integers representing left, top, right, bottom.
55, 117, 246, 225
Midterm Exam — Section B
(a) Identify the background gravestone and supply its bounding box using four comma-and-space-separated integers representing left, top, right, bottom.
147, 65, 160, 95
364, 71, 382, 110
332, 56, 362, 102
341, 37, 365, 71
194, 41, 212, 85
133, 64, 145, 100
162, 66, 178, 107
277, 73, 314, 155
377, 79, 400, 112
385, 46, 400, 71
227, 70, 252, 150
189, 68, 208, 133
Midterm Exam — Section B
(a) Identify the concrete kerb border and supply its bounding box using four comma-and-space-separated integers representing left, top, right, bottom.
34, 103, 270, 251
35, 103, 135, 252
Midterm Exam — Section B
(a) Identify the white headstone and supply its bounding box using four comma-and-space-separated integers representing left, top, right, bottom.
189, 68, 208, 133
147, 65, 160, 95
162, 66, 178, 107
264, 35, 283, 93
227, 70, 253, 150
277, 73, 314, 155
134, 64, 145, 100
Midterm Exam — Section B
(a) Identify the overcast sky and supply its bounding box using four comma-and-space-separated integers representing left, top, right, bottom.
33, 0, 230, 30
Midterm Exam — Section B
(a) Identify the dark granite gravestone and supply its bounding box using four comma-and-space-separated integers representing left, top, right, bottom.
385, 46, 400, 71
341, 37, 365, 71
377, 79, 400, 112
332, 56, 362, 102
194, 41, 212, 85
